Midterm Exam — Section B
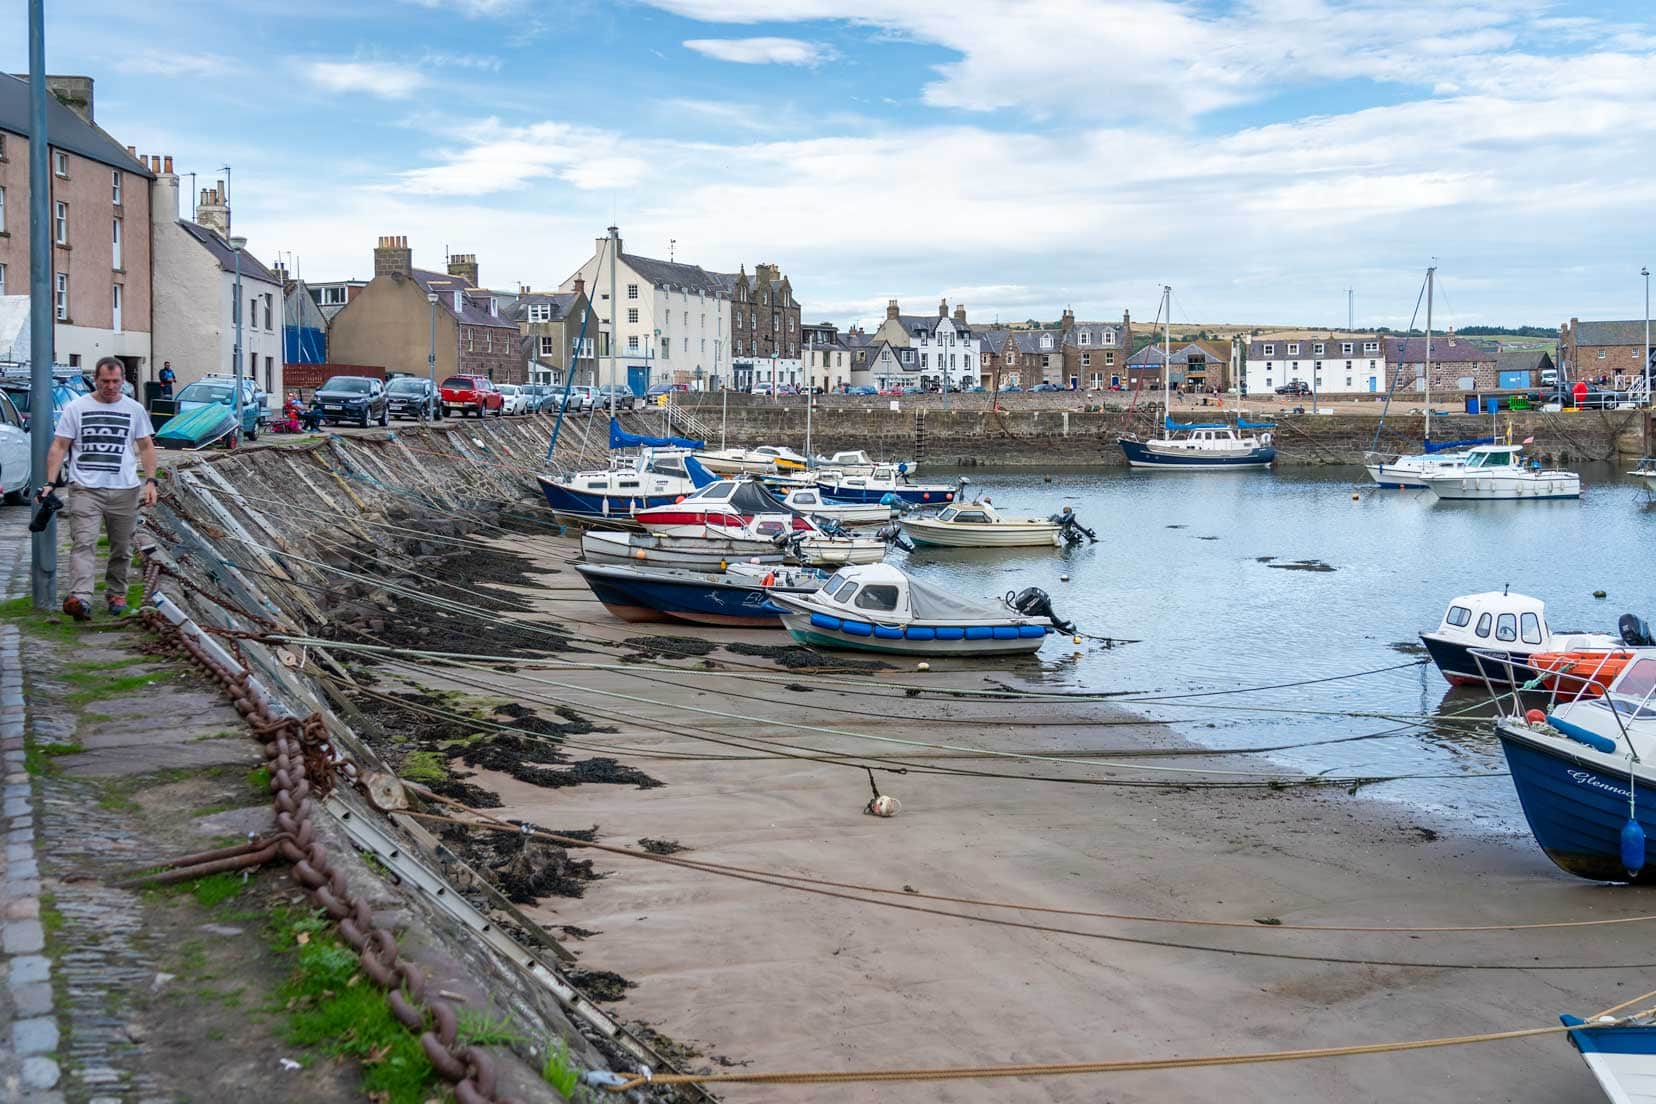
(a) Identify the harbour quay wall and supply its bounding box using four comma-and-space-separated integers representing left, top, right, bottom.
666, 394, 1650, 468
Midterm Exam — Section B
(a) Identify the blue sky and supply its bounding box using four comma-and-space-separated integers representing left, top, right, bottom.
7, 0, 1656, 331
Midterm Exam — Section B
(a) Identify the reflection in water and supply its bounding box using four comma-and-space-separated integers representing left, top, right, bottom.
895, 464, 1654, 831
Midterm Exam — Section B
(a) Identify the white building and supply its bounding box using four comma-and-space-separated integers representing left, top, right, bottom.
802, 322, 851, 391
1242, 335, 1388, 396
870, 299, 980, 389
150, 173, 283, 399
561, 228, 729, 393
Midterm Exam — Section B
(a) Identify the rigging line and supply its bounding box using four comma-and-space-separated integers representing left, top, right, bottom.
415, 795, 1655, 934
408, 811, 1652, 969
996, 658, 1429, 703
314, 639, 1475, 784
1370, 269, 1431, 451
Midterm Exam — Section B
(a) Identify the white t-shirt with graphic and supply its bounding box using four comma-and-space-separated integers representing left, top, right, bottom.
54, 394, 155, 490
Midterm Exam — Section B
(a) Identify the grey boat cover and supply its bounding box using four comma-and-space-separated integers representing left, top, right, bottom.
721, 478, 804, 518
905, 574, 1011, 621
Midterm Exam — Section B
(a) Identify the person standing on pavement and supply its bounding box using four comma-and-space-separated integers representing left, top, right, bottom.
37, 357, 159, 621
158, 360, 176, 398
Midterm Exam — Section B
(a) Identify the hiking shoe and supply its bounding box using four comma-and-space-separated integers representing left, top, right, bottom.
62, 596, 92, 622
107, 598, 130, 618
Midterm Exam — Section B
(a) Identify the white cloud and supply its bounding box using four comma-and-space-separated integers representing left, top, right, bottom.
683, 37, 834, 66
302, 60, 427, 100
383, 120, 647, 195
402, 0, 522, 15
115, 50, 232, 79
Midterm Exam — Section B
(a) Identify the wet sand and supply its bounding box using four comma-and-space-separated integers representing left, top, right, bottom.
422, 558, 1651, 1103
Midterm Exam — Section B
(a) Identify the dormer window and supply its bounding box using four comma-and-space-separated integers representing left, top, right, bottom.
1078, 331, 1091, 346
1341, 342, 1353, 355
1040, 334, 1053, 350
1263, 344, 1275, 356
1314, 343, 1325, 355
1364, 341, 1379, 353
1287, 343, 1300, 355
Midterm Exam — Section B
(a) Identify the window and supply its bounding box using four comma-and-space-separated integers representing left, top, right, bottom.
0, 262, 5, 296
527, 304, 551, 323
1263, 344, 1274, 356
1314, 360, 1323, 371
320, 286, 348, 306
1314, 343, 1325, 355
486, 332, 493, 352
628, 335, 639, 351
1081, 352, 1091, 367
112, 283, 122, 331
1520, 612, 1543, 644
1598, 349, 1607, 360
1288, 343, 1299, 355
0, 134, 5, 159
54, 273, 67, 320
854, 585, 900, 612
0, 185, 5, 232
1105, 351, 1114, 365
538, 336, 555, 357
467, 328, 474, 352
627, 283, 638, 300
1341, 342, 1353, 355
1475, 612, 1492, 639
265, 356, 274, 392
1078, 330, 1091, 346
624, 307, 638, 325
112, 170, 122, 205
1040, 334, 1053, 350
112, 218, 122, 268
921, 353, 928, 368
54, 201, 67, 244
53, 150, 67, 177
1495, 613, 1518, 642
1446, 605, 1472, 627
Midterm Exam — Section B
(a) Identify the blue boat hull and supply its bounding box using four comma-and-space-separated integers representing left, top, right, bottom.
1419, 633, 1536, 686
817, 484, 956, 505
1118, 438, 1275, 469
578, 570, 794, 627
1496, 724, 1656, 883
538, 482, 682, 518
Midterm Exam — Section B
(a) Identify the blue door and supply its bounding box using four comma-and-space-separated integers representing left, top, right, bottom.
626, 365, 650, 396
1367, 376, 1377, 392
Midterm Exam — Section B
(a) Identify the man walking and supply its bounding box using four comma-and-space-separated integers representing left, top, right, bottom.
37, 356, 158, 620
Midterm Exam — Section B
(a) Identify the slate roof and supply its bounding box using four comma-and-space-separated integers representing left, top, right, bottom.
622, 253, 724, 295
842, 330, 875, 349
1496, 349, 1554, 374
512, 291, 583, 324
1011, 330, 1060, 355
1575, 321, 1653, 346
977, 329, 1011, 353
1384, 336, 1496, 364
1247, 337, 1384, 358
0, 74, 153, 176
411, 269, 517, 330
178, 222, 280, 285
1127, 342, 1212, 367
1063, 323, 1124, 349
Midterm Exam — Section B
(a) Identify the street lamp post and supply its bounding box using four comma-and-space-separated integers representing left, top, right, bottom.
27, 0, 57, 609
230, 235, 247, 441
427, 291, 439, 420
1643, 266, 1651, 405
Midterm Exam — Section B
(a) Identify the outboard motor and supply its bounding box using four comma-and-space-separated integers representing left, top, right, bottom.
1620, 613, 1655, 647
876, 522, 914, 553
1049, 506, 1098, 547
814, 516, 851, 540
1007, 586, 1076, 635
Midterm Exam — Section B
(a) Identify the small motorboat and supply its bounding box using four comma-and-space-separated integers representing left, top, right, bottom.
1420, 444, 1580, 500
769, 562, 1074, 656
1419, 589, 1630, 687
154, 401, 239, 450
635, 477, 811, 537
813, 449, 918, 476
1628, 457, 1656, 491
1363, 438, 1491, 489
782, 487, 895, 525
573, 561, 826, 627
1560, 1011, 1656, 1103
777, 526, 889, 567
537, 452, 719, 519
1490, 647, 1656, 883
898, 500, 1096, 548
695, 444, 809, 474
580, 530, 784, 571
817, 466, 962, 506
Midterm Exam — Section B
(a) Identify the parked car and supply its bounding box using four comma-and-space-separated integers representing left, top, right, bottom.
439, 374, 504, 418
847, 385, 878, 395
646, 382, 689, 398
1275, 381, 1312, 396
0, 390, 30, 503
590, 384, 637, 411
314, 375, 390, 428
999, 384, 1023, 393
174, 376, 268, 438
496, 383, 530, 416
385, 376, 442, 420
1030, 382, 1064, 393
0, 376, 78, 432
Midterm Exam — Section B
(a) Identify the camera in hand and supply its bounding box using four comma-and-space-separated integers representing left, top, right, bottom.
29, 485, 64, 533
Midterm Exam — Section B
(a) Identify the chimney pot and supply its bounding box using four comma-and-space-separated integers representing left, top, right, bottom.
163, 155, 173, 173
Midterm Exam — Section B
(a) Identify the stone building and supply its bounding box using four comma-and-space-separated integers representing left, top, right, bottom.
802, 322, 851, 391
1559, 318, 1654, 385
1384, 333, 1498, 393
0, 73, 155, 383
1059, 311, 1131, 390
328, 237, 523, 383
718, 263, 802, 393
512, 281, 598, 387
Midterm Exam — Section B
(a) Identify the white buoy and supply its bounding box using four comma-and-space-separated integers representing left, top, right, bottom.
916, 661, 931, 672
1060, 574, 1070, 582
1072, 635, 1083, 644
866, 794, 901, 817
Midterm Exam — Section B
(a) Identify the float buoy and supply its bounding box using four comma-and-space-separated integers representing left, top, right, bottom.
1525, 708, 1546, 725
1351, 493, 1360, 501
1594, 590, 1608, 599
916, 661, 931, 672
866, 794, 901, 818
1060, 574, 1070, 582
1072, 635, 1083, 644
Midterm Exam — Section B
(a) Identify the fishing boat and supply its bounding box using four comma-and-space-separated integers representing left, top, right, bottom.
694, 444, 809, 474
1489, 648, 1656, 883
781, 487, 895, 525
1628, 458, 1656, 491
1419, 444, 1581, 500
573, 561, 826, 627
634, 477, 811, 538
580, 530, 783, 571
898, 501, 1096, 548
535, 452, 718, 520
817, 466, 962, 505
769, 563, 1074, 656
1420, 589, 1632, 687
1560, 1011, 1656, 1103
1118, 286, 1274, 470
812, 449, 918, 476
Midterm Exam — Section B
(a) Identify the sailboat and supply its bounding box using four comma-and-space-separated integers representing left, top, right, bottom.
1363, 266, 1493, 488
1117, 286, 1276, 470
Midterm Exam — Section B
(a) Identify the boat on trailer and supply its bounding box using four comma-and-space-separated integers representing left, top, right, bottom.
573, 561, 826, 627
770, 563, 1074, 656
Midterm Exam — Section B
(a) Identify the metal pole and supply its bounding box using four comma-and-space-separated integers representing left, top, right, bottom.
1425, 265, 1435, 443
27, 0, 56, 609
427, 294, 437, 420
607, 226, 618, 420
1643, 266, 1650, 405
720, 380, 727, 451
232, 245, 244, 438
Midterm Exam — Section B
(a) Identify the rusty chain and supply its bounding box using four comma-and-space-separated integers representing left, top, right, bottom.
137, 559, 524, 1104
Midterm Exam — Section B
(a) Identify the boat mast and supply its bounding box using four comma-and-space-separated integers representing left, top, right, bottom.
1163, 285, 1171, 422
1424, 265, 1435, 444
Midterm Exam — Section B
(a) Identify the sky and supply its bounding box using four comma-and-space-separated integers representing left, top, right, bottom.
6, 0, 1656, 332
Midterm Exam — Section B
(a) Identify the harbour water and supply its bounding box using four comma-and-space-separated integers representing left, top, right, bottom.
895, 462, 1656, 833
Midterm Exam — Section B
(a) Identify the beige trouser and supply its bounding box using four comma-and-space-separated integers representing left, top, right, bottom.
66, 484, 141, 606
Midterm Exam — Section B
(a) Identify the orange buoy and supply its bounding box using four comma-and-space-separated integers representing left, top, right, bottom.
1524, 708, 1546, 725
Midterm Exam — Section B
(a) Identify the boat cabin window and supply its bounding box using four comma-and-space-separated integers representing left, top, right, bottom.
1445, 605, 1472, 628
938, 506, 958, 521
700, 481, 736, 498
794, 493, 818, 505
952, 510, 990, 523
755, 520, 787, 537
830, 579, 858, 602
1475, 613, 1492, 638
853, 585, 900, 612
1614, 658, 1656, 702
1520, 612, 1543, 645
1495, 613, 1517, 642
617, 480, 640, 489
651, 459, 687, 478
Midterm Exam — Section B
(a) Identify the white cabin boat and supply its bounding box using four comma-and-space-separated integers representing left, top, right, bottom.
695, 443, 809, 474
812, 449, 918, 476
782, 488, 895, 525
1420, 444, 1580, 501
898, 501, 1063, 547
1364, 449, 1473, 490
1629, 458, 1656, 491
1419, 589, 1622, 686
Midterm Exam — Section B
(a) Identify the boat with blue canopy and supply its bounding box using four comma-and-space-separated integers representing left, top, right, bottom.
609, 419, 703, 451
536, 450, 718, 520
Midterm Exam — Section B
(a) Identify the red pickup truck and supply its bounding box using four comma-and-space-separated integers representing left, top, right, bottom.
439, 375, 504, 418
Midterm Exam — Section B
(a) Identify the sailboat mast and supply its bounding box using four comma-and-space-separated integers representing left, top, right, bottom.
1424, 265, 1435, 443
1163, 286, 1171, 414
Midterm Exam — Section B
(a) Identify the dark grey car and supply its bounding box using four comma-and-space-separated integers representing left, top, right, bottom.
385, 377, 442, 420
315, 375, 390, 427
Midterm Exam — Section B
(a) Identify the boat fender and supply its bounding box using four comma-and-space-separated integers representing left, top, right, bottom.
916, 661, 930, 671
866, 794, 901, 817
761, 572, 776, 587
1623, 819, 1647, 878
1524, 708, 1546, 725
1262, 432, 1273, 446
1546, 713, 1617, 754
1594, 590, 1608, 599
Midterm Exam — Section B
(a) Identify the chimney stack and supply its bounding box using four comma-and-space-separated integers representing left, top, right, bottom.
573, 276, 586, 298
374, 235, 413, 280
196, 182, 230, 239
163, 155, 173, 173
45, 75, 94, 124
886, 299, 900, 322
954, 304, 967, 326
447, 253, 479, 288
1060, 308, 1075, 331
